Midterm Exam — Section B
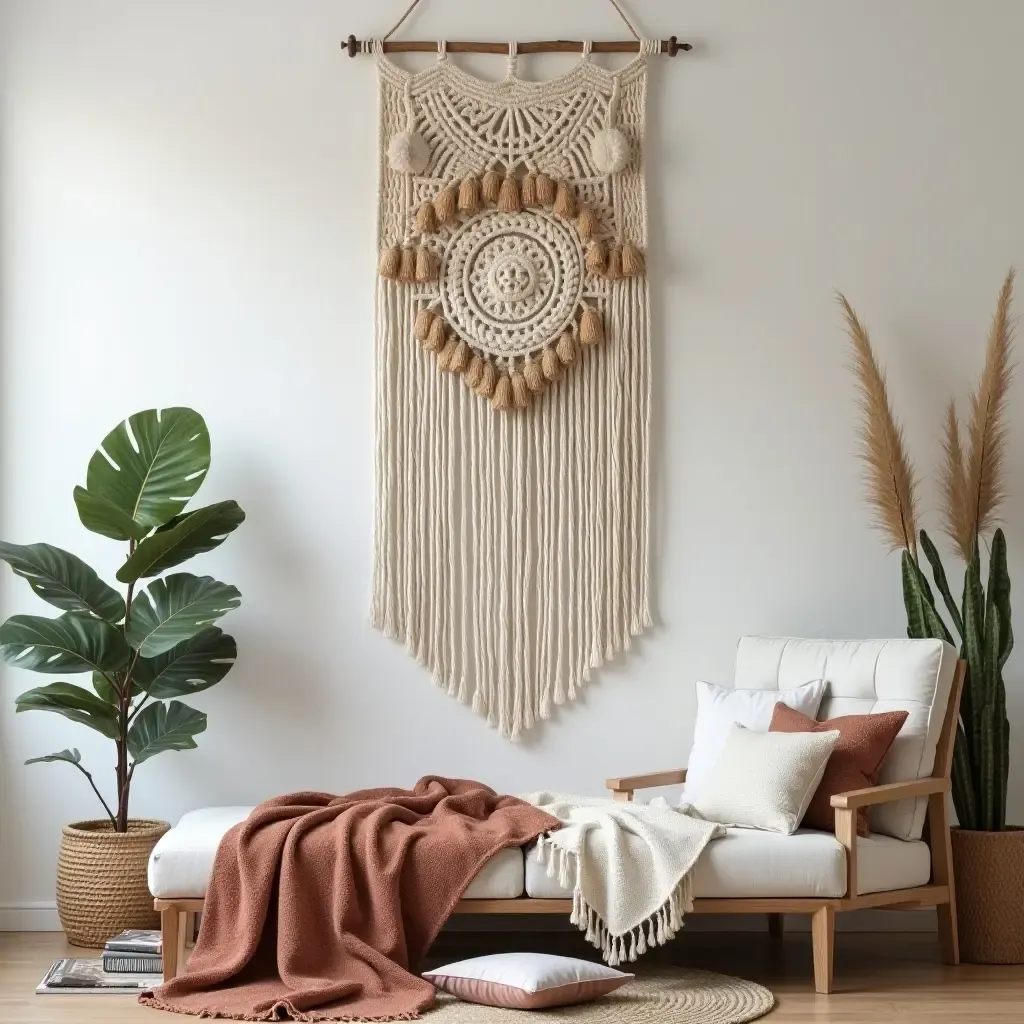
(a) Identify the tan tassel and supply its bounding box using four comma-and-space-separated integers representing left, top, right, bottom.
523, 356, 545, 392
465, 354, 485, 389
577, 205, 599, 241
511, 372, 530, 409
553, 180, 577, 219
621, 242, 646, 277
434, 183, 459, 224
378, 246, 401, 279
521, 172, 538, 207
482, 168, 502, 204
555, 330, 577, 365
425, 316, 447, 352
449, 340, 471, 374
458, 174, 481, 214
415, 245, 438, 283
536, 172, 556, 206
580, 306, 604, 346
604, 245, 623, 281
541, 347, 562, 381
399, 246, 418, 283
476, 360, 497, 399
498, 173, 521, 213
492, 374, 515, 411
414, 308, 435, 342
436, 337, 458, 371
415, 202, 439, 234
585, 240, 607, 275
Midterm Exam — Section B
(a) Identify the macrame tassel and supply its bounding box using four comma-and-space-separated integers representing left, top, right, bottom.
541, 347, 562, 381
523, 356, 545, 392
475, 360, 497, 399
604, 245, 623, 281
555, 330, 577, 365
521, 172, 538, 207
492, 374, 514, 411
464, 354, 485, 389
415, 201, 439, 234
434, 183, 459, 225
436, 337, 458, 371
378, 246, 401, 279
536, 172, 556, 207
398, 246, 418, 283
414, 308, 435, 342
510, 371, 531, 409
415, 245, 438, 283
621, 242, 646, 277
580, 306, 604, 346
482, 168, 502, 204
424, 316, 447, 352
449, 340, 471, 374
498, 173, 521, 213
553, 180, 577, 219
577, 205, 599, 241
585, 240, 607, 275
458, 174, 482, 215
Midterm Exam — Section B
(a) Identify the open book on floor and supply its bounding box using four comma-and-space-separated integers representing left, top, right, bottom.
36, 958, 161, 995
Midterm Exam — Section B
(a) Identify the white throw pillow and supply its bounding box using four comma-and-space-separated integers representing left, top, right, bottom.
424, 953, 632, 1009
683, 678, 827, 803
688, 723, 841, 834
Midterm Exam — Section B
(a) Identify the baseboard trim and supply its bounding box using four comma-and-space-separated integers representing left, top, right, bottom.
0, 902, 61, 931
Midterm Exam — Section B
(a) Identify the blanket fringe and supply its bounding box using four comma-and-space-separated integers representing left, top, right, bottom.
138, 993, 422, 1021
533, 837, 693, 968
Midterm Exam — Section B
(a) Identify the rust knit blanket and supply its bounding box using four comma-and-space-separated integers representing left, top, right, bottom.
140, 777, 559, 1021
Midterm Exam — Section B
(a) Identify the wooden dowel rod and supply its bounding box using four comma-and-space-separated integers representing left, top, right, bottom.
344, 35, 690, 58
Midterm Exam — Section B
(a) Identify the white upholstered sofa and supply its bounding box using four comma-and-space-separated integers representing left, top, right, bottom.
151, 637, 964, 993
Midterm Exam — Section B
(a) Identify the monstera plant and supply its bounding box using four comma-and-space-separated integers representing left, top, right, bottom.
0, 408, 244, 834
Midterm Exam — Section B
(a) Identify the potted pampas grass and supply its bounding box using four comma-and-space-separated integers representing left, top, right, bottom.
841, 270, 1023, 964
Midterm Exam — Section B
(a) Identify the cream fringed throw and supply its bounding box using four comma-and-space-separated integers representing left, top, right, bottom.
371, 43, 656, 739
523, 792, 725, 966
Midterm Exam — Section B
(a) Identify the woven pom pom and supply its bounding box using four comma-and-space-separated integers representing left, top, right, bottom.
577, 206, 599, 242
415, 201, 439, 234
621, 242, 646, 277
414, 308, 435, 342
378, 246, 401, 279
521, 172, 538, 207
482, 168, 502, 204
399, 246, 418, 283
580, 306, 604, 346
536, 172, 556, 206
590, 127, 631, 175
425, 316, 447, 352
492, 374, 515, 411
465, 355, 485, 389
553, 181, 577, 219
458, 174, 482, 214
523, 356, 545, 392
436, 337, 458, 371
387, 130, 430, 174
475, 360, 497, 399
541, 347, 562, 381
556, 330, 577, 365
450, 340, 471, 374
511, 372, 531, 409
434, 183, 459, 224
585, 240, 607, 275
498, 173, 521, 214
415, 246, 438, 283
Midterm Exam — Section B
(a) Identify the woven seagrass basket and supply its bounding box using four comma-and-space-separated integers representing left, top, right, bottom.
950, 827, 1024, 964
56, 818, 169, 947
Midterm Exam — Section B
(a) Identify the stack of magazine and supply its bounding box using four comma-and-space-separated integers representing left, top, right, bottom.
37, 929, 162, 995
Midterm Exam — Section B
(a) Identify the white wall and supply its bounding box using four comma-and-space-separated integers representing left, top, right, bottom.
2, 0, 1023, 918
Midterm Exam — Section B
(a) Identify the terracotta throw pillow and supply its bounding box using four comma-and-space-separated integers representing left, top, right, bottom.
769, 703, 909, 835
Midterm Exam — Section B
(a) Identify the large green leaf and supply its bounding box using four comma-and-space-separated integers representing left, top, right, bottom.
74, 408, 210, 541
25, 747, 82, 767
901, 551, 952, 644
919, 530, 964, 642
0, 612, 131, 675
15, 682, 120, 738
128, 700, 207, 764
987, 529, 1013, 670
116, 501, 245, 583
133, 627, 237, 699
125, 574, 241, 657
0, 542, 125, 622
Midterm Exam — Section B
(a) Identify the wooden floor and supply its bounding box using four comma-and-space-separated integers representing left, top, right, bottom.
3, 929, 1023, 1022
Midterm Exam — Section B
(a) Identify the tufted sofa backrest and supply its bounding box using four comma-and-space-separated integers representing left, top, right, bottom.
734, 637, 958, 841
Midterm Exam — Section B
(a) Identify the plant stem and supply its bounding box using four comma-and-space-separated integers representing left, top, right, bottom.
114, 539, 137, 832
72, 761, 117, 829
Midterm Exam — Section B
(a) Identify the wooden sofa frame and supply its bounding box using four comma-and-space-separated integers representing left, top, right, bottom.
155, 660, 965, 993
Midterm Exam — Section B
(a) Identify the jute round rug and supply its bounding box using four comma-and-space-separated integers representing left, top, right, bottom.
427, 968, 775, 1022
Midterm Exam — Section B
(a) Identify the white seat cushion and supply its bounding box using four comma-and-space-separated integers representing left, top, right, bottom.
734, 637, 957, 840
148, 806, 525, 899
525, 828, 930, 899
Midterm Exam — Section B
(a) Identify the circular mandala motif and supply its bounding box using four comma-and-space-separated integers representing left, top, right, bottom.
440, 209, 584, 359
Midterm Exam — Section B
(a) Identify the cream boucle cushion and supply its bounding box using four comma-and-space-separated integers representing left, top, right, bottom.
688, 724, 840, 834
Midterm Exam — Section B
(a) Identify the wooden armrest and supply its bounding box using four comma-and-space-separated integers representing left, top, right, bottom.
830, 776, 949, 810
606, 769, 687, 793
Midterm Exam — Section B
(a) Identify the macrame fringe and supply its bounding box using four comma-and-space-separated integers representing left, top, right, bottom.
482, 168, 502, 204
536, 172, 557, 207
475, 360, 497, 398
523, 356, 545, 392
424, 315, 447, 352
434, 183, 458, 225
499, 173, 522, 213
553, 180, 577, 219
604, 245, 622, 281
415, 201, 439, 234
585, 240, 607, 275
580, 306, 604, 346
492, 374, 514, 411
577, 206, 599, 242
414, 308, 435, 342
541, 347, 562, 381
556, 330, 577, 365
510, 371, 530, 409
415, 246, 438, 283
621, 242, 646, 276
378, 246, 401, 279
398, 246, 418, 284
521, 172, 538, 207
458, 174, 481, 215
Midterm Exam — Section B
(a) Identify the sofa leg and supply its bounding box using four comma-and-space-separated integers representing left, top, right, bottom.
161, 907, 181, 982
936, 901, 960, 965
811, 907, 834, 994
767, 913, 784, 940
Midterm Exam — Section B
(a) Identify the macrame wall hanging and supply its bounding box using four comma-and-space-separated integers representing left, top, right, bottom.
360, 2, 687, 739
